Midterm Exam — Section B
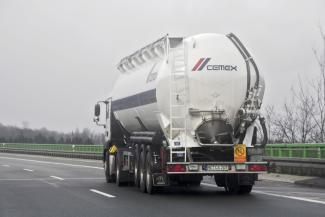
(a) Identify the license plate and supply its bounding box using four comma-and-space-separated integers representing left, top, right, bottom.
206, 165, 229, 171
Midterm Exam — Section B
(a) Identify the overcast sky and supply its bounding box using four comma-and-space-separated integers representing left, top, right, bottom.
0, 0, 324, 132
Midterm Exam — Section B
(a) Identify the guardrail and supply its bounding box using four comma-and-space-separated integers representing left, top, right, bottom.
265, 144, 325, 159
0, 143, 103, 160
1, 143, 325, 158
1, 142, 325, 177
264, 144, 325, 177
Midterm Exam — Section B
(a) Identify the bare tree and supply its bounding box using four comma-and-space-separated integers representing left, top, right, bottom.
263, 26, 325, 144
264, 105, 276, 143
267, 83, 316, 144
310, 26, 325, 142
277, 100, 299, 143
293, 77, 316, 143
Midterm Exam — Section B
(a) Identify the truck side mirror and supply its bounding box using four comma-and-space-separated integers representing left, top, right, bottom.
94, 104, 100, 117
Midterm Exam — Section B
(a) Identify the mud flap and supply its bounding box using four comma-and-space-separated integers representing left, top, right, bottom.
152, 173, 169, 186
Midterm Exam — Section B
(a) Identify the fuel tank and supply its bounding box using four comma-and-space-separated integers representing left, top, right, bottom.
109, 33, 265, 147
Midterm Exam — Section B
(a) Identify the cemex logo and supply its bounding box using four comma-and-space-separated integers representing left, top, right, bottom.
192, 58, 237, 71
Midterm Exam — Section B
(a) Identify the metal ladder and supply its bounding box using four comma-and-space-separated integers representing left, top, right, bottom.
169, 40, 188, 162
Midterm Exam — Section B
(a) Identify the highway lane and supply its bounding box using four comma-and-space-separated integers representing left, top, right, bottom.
0, 152, 324, 217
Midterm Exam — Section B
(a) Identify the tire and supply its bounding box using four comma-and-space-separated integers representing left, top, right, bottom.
146, 149, 156, 194
134, 144, 140, 187
238, 185, 253, 194
224, 185, 239, 194
190, 181, 201, 187
115, 153, 122, 186
224, 175, 239, 194
104, 152, 115, 183
139, 148, 147, 193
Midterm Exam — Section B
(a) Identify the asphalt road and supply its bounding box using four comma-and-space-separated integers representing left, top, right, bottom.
0, 152, 324, 217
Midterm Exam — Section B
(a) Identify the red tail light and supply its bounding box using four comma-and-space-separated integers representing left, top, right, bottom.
167, 164, 186, 172
248, 164, 267, 171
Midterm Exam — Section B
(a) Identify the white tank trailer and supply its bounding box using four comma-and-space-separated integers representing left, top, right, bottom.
94, 33, 268, 194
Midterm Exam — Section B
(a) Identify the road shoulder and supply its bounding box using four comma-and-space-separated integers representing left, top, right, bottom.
259, 173, 325, 188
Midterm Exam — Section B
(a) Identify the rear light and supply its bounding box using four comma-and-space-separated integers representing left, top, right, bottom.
167, 164, 186, 172
248, 164, 267, 171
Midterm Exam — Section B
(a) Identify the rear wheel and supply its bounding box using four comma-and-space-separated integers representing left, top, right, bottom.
224, 184, 239, 194
146, 149, 156, 194
139, 148, 147, 193
224, 175, 239, 194
238, 185, 253, 194
189, 181, 201, 187
134, 144, 140, 187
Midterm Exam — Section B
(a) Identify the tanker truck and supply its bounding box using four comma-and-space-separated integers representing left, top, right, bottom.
93, 33, 268, 194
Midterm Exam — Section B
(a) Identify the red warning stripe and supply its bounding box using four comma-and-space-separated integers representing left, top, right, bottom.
192, 58, 205, 71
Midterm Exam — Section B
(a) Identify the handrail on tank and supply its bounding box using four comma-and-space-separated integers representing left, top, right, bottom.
117, 35, 169, 73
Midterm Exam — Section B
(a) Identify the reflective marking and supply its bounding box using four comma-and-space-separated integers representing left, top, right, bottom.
23, 169, 34, 172
201, 183, 325, 206
2, 164, 10, 167
50, 176, 64, 181
90, 189, 116, 198
0, 156, 102, 170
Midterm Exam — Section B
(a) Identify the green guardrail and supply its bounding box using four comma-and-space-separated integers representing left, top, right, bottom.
1, 143, 325, 159
0, 143, 103, 153
265, 144, 325, 159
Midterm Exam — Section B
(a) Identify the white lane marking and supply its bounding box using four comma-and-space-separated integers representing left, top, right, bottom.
7, 153, 99, 163
50, 176, 64, 181
0, 156, 102, 170
201, 182, 325, 206
63, 177, 105, 180
201, 183, 219, 188
23, 169, 34, 172
90, 189, 116, 198
0, 178, 51, 181
2, 164, 10, 167
0, 177, 104, 181
41, 179, 59, 188
257, 190, 325, 196
253, 190, 325, 205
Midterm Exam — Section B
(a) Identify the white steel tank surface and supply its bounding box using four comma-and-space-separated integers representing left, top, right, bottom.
110, 33, 265, 148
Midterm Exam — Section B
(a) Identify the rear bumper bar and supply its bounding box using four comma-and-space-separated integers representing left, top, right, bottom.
166, 161, 268, 174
